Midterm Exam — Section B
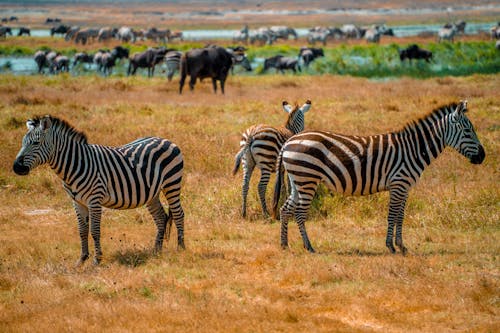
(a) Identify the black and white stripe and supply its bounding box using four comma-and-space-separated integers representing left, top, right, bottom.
272, 101, 485, 253
233, 100, 311, 217
165, 50, 182, 82
13, 116, 185, 265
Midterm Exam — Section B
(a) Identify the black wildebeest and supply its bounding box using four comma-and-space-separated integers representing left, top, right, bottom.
17, 27, 30, 36
263, 55, 301, 74
73, 52, 94, 67
50, 24, 70, 37
298, 47, 324, 67
399, 44, 433, 63
0, 26, 12, 39
128, 47, 170, 77
179, 46, 233, 94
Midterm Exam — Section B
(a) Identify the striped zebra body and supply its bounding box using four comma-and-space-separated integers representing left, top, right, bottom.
13, 116, 185, 265
272, 101, 485, 253
233, 100, 311, 217
165, 50, 182, 82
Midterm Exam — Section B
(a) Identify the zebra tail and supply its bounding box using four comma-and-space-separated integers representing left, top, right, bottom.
232, 136, 253, 175
271, 150, 284, 220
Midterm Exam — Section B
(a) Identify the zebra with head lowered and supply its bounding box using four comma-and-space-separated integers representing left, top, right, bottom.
233, 100, 311, 218
272, 101, 485, 254
13, 116, 185, 265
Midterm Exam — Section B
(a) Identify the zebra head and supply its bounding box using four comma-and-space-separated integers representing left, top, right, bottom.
283, 100, 312, 133
445, 101, 485, 164
13, 116, 54, 175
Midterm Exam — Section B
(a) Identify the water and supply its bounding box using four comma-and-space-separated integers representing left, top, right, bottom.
19, 21, 497, 40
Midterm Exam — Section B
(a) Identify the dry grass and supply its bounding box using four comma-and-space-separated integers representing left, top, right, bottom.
0, 73, 498, 332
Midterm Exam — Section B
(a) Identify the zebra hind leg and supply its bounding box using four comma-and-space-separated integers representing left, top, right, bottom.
73, 201, 90, 266
146, 196, 168, 254
257, 169, 272, 217
241, 157, 255, 218
279, 191, 297, 249
163, 188, 185, 250
296, 199, 315, 253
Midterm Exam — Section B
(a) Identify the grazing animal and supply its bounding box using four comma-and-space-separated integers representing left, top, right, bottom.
143, 27, 170, 43
225, 47, 252, 73
93, 49, 108, 72
249, 27, 275, 45
298, 47, 324, 67
74, 28, 99, 45
111, 45, 129, 61
17, 27, 30, 36
165, 50, 182, 81
0, 26, 12, 38
64, 26, 80, 41
50, 55, 70, 73
73, 52, 94, 67
306, 29, 332, 46
234, 100, 311, 217
341, 24, 361, 39
168, 30, 183, 41
233, 25, 249, 44
179, 45, 233, 94
117, 26, 135, 43
34, 50, 49, 73
399, 44, 433, 63
50, 24, 70, 37
97, 27, 118, 42
365, 26, 382, 43
263, 55, 301, 74
9, 16, 18, 22
270, 26, 297, 40
438, 25, 457, 42
13, 116, 185, 265
128, 47, 169, 77
272, 101, 485, 254
444, 21, 466, 34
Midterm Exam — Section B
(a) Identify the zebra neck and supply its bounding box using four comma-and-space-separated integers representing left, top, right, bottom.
285, 112, 304, 134
396, 116, 446, 169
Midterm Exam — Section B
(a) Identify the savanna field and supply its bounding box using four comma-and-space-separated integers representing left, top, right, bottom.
0, 1, 499, 332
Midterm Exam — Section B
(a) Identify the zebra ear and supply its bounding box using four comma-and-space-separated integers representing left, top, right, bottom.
300, 100, 312, 113
40, 115, 52, 131
26, 120, 36, 131
282, 101, 292, 113
457, 100, 468, 113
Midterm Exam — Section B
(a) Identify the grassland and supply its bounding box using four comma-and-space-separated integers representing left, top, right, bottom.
0, 72, 498, 332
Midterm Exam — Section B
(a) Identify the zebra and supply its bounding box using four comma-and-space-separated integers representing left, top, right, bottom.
233, 100, 311, 218
13, 116, 185, 265
272, 101, 485, 254
165, 50, 182, 81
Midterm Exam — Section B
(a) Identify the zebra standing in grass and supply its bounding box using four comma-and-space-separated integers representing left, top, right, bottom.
13, 116, 185, 265
233, 100, 311, 218
272, 101, 485, 253
165, 50, 182, 81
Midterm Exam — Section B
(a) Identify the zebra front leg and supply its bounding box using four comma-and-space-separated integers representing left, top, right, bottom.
146, 196, 168, 254
73, 201, 90, 266
89, 204, 103, 265
258, 169, 271, 217
387, 187, 409, 254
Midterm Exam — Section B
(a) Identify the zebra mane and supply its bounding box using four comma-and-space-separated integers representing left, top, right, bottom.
401, 102, 459, 133
284, 103, 301, 126
32, 115, 88, 143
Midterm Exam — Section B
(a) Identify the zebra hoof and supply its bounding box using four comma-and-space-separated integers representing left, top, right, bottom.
74, 254, 89, 267
92, 257, 102, 266
281, 243, 289, 250
400, 246, 408, 256
305, 245, 316, 253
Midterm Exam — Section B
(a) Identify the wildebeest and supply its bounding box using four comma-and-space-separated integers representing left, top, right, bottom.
128, 47, 170, 77
17, 27, 30, 36
298, 47, 324, 67
9, 16, 18, 22
111, 45, 129, 61
34, 50, 50, 73
45, 18, 61, 24
438, 25, 457, 42
179, 46, 233, 94
74, 28, 99, 45
117, 26, 135, 43
50, 24, 70, 37
399, 44, 433, 63
97, 27, 118, 42
224, 46, 252, 74
0, 26, 12, 38
263, 55, 301, 74
50, 55, 70, 74
73, 52, 94, 67
270, 26, 297, 40
63, 26, 80, 40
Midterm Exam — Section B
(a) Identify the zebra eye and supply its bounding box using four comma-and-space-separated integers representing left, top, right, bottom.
32, 141, 40, 145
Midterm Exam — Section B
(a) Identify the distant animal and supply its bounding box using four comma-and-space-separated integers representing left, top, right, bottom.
46, 51, 59, 69
444, 21, 466, 34
165, 50, 183, 81
50, 24, 70, 37
233, 100, 312, 218
50, 55, 70, 73
33, 50, 49, 73
179, 45, 234, 94
74, 28, 99, 45
306, 28, 333, 46
298, 47, 324, 67
143, 27, 170, 43
225, 47, 252, 73
341, 24, 362, 39
128, 47, 169, 77
272, 101, 485, 254
93, 49, 109, 72
99, 52, 117, 76
490, 24, 500, 39
438, 25, 457, 42
233, 25, 249, 44
13, 115, 185, 265
0, 26, 12, 38
9, 16, 18, 22
249, 27, 275, 45
46, 18, 61, 24
1, 18, 7, 23
496, 40, 500, 50
17, 27, 30, 36
365, 26, 382, 43
168, 30, 183, 41
399, 44, 433, 63
73, 52, 94, 67
63, 26, 80, 40
97, 27, 118, 42
263, 55, 301, 74
270, 26, 297, 40
117, 26, 135, 43
111, 45, 129, 61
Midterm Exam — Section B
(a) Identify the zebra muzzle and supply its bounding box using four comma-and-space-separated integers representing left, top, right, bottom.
13, 158, 30, 175
470, 145, 485, 165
